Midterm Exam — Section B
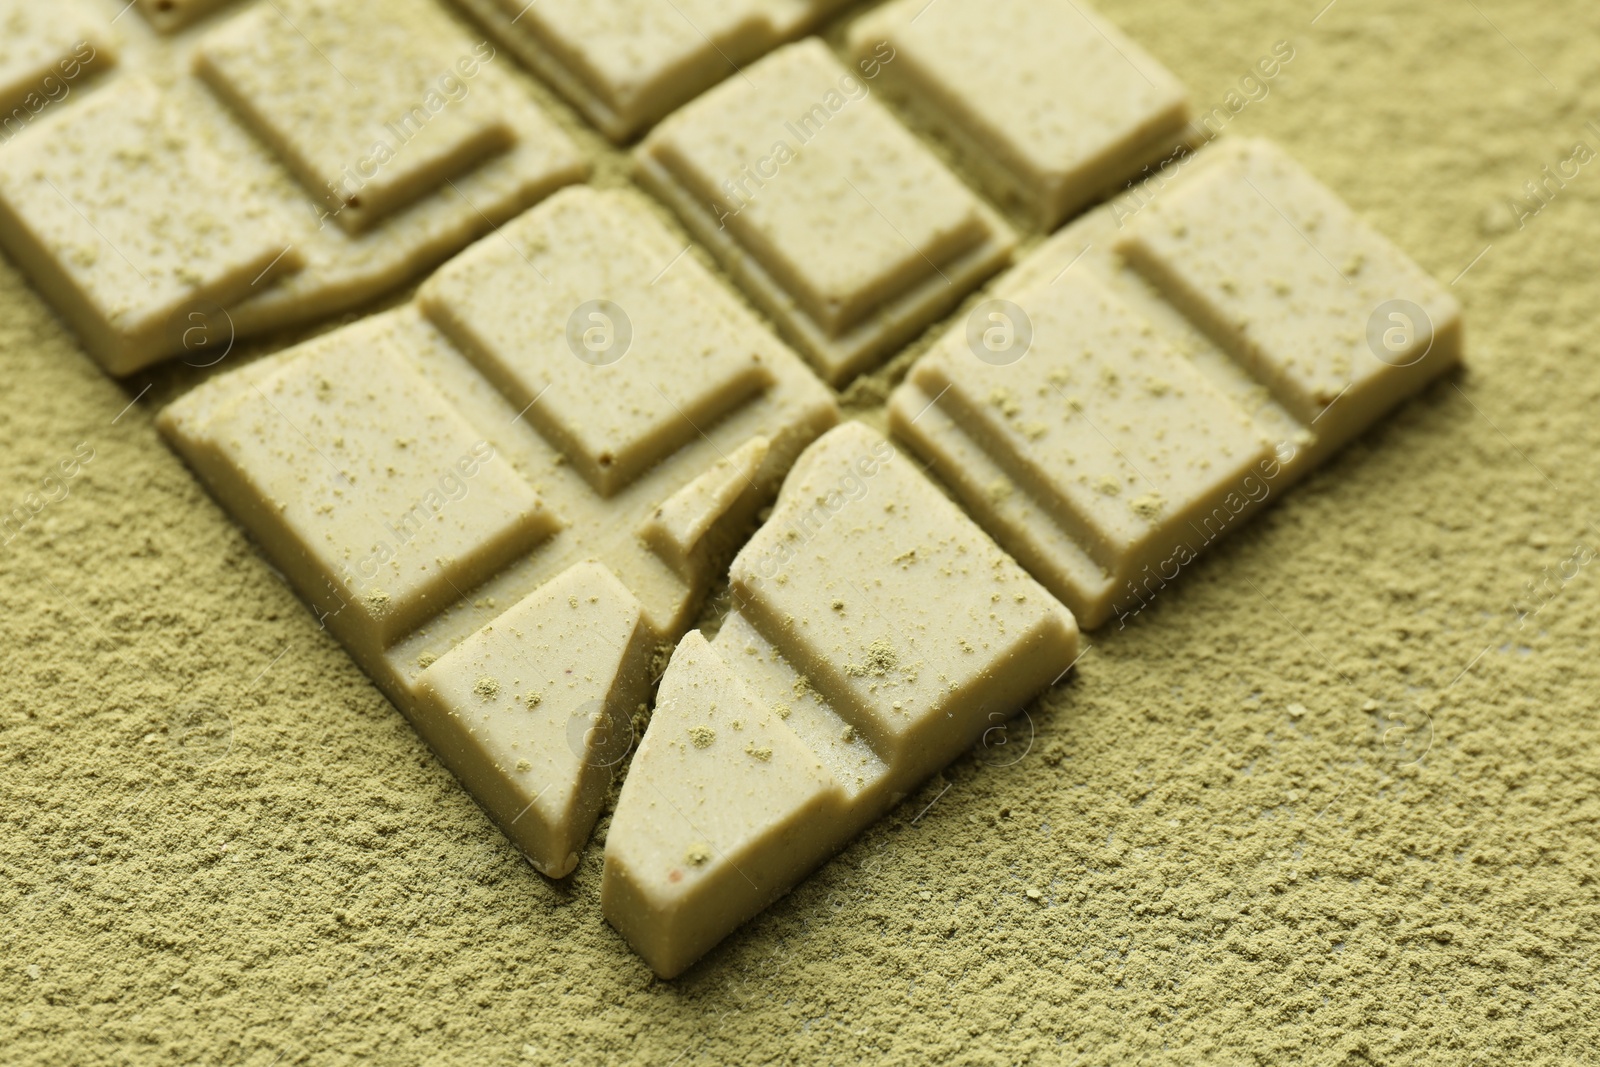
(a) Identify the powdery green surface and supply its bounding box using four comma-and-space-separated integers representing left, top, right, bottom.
3, 0, 1600, 1063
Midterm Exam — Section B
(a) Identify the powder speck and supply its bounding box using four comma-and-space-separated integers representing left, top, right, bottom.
854, 639, 900, 678
1130, 493, 1165, 521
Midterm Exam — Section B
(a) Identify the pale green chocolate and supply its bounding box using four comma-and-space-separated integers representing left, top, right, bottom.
196, 0, 516, 233
636, 39, 1016, 385
133, 0, 232, 34
849, 0, 1191, 229
458, 0, 853, 142
160, 186, 838, 877
893, 271, 1273, 629
417, 188, 778, 498
0, 0, 587, 375
604, 422, 1079, 977
890, 138, 1462, 629
415, 562, 656, 876
1114, 138, 1463, 441
0, 0, 114, 116
0, 80, 304, 375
